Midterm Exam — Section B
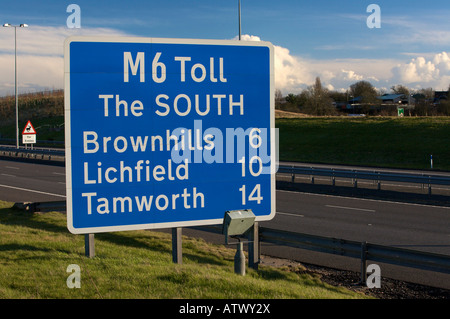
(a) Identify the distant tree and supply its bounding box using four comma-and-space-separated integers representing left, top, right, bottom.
349, 80, 378, 104
437, 99, 450, 115
378, 87, 387, 95
285, 93, 298, 105
415, 100, 433, 116
303, 77, 335, 116
278, 93, 303, 113
328, 91, 347, 103
417, 87, 434, 100
296, 91, 309, 108
274, 89, 283, 109
391, 84, 410, 96
436, 84, 450, 115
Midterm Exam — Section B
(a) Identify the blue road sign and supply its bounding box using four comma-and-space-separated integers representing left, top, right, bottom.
64, 37, 275, 234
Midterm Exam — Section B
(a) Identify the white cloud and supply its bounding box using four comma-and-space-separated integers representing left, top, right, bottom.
392, 52, 450, 90
433, 52, 450, 73
393, 57, 437, 83
1, 30, 448, 96
239, 34, 449, 93
237, 34, 262, 42
237, 34, 314, 93
384, 18, 450, 47
236, 35, 397, 93
0, 26, 130, 95
272, 44, 315, 93
274, 57, 396, 94
0, 54, 63, 92
0, 25, 130, 56
339, 69, 363, 82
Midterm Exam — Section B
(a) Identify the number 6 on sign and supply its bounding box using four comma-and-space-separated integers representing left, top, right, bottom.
239, 184, 263, 205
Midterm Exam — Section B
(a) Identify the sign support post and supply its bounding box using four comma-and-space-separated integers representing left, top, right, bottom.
172, 227, 182, 264
248, 222, 259, 270
84, 233, 95, 258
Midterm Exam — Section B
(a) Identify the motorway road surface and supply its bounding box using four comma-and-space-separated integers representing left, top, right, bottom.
0, 159, 449, 289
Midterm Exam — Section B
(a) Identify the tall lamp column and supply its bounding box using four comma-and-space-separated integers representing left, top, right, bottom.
3, 23, 28, 149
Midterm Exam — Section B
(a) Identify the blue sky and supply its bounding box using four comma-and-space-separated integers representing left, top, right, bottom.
1, 0, 449, 95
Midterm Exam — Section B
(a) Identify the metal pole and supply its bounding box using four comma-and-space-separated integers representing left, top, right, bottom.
3, 24, 27, 148
360, 241, 367, 285
238, 0, 241, 40
248, 222, 259, 270
235, 239, 245, 275
172, 227, 182, 264
15, 26, 19, 149
85, 233, 95, 258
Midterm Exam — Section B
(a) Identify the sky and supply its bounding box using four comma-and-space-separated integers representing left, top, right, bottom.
0, 0, 449, 96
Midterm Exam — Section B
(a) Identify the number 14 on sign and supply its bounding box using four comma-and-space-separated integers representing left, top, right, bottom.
239, 184, 263, 205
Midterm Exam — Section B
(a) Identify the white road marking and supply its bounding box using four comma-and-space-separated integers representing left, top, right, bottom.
52, 172, 65, 176
1, 173, 16, 178
0, 183, 66, 198
277, 189, 450, 210
277, 211, 304, 217
325, 204, 375, 212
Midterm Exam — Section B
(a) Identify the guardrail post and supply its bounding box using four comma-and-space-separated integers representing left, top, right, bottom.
377, 172, 381, 190
332, 169, 335, 186
172, 227, 183, 264
290, 166, 295, 183
85, 234, 95, 258
353, 171, 358, 188
360, 241, 367, 285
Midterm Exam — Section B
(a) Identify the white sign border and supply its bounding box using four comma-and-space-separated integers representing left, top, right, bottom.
64, 36, 275, 234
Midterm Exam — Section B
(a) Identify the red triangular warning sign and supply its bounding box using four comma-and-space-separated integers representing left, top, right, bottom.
22, 120, 36, 134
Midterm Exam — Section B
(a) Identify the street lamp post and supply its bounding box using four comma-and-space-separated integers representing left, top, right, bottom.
238, 0, 241, 40
3, 23, 28, 149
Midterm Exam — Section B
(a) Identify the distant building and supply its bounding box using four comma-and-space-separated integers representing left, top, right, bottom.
343, 93, 415, 114
347, 94, 415, 106
377, 94, 403, 104
347, 96, 362, 105
333, 89, 449, 113
377, 93, 414, 105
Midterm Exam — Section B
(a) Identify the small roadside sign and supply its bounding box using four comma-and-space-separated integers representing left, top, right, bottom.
22, 120, 36, 144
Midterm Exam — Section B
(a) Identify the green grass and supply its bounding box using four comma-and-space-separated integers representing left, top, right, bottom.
0, 116, 64, 143
0, 201, 368, 299
3, 97, 449, 171
277, 116, 450, 171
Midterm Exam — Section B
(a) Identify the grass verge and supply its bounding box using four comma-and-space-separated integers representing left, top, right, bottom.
0, 201, 369, 299
1, 105, 449, 172
277, 116, 450, 171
